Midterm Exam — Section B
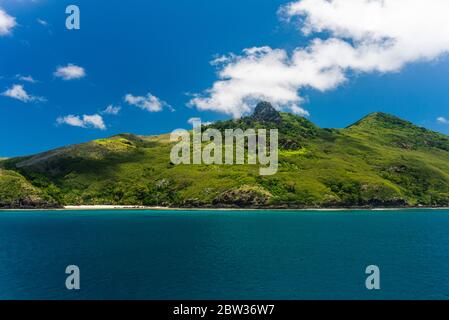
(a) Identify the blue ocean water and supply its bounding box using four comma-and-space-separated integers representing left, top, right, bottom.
1, 209, 449, 300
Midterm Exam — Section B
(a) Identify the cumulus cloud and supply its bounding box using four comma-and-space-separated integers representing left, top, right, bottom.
102, 104, 121, 115
1, 84, 44, 103
437, 117, 449, 124
125, 92, 172, 112
283, 0, 449, 69
0, 8, 16, 36
54, 64, 86, 80
190, 0, 449, 118
56, 114, 106, 130
2, 85, 31, 102
189, 47, 312, 118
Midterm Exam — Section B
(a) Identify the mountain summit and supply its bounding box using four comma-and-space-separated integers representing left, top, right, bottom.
1, 108, 449, 209
251, 101, 282, 123
348, 112, 415, 129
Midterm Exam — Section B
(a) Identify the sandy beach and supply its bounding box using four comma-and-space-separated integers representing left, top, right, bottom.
63, 205, 170, 210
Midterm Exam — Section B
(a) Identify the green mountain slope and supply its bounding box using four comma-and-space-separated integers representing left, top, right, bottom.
1, 102, 449, 209
0, 169, 59, 208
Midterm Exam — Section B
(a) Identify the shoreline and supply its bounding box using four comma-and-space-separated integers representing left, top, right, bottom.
0, 205, 448, 212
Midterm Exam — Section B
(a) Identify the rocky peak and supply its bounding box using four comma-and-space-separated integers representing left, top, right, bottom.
252, 101, 282, 123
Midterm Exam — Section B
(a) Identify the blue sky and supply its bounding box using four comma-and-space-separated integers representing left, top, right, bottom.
1, 0, 449, 157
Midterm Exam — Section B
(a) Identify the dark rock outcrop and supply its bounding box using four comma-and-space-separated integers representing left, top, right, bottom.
251, 101, 282, 123
213, 185, 272, 207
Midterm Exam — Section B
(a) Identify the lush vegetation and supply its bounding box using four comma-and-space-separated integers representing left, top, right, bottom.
0, 169, 58, 208
1, 103, 449, 208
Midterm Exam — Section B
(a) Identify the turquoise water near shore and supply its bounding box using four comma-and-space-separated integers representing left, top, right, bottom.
1, 209, 449, 300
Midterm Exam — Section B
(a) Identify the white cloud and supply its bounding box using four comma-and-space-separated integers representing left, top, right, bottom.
37, 19, 48, 26
290, 105, 310, 117
1, 84, 44, 103
188, 46, 314, 118
283, 0, 449, 70
16, 75, 37, 83
190, 0, 449, 118
82, 114, 106, 130
187, 117, 213, 126
125, 92, 172, 112
2, 85, 30, 102
437, 117, 449, 124
56, 115, 85, 128
54, 64, 86, 80
188, 117, 201, 125
102, 104, 121, 115
56, 114, 106, 130
0, 8, 16, 36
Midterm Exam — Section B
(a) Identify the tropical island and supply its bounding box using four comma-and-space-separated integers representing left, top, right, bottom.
1, 102, 449, 209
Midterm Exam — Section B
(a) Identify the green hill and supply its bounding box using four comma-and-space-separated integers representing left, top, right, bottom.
0, 169, 59, 208
1, 102, 449, 209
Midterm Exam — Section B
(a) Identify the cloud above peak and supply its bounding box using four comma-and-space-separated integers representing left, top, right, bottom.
190, 0, 449, 118
189, 46, 312, 118
54, 64, 86, 80
0, 8, 16, 36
